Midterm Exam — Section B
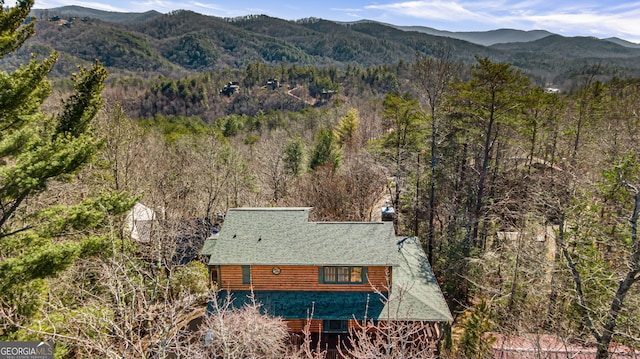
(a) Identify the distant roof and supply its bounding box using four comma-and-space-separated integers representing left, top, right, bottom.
490, 332, 640, 358
124, 202, 157, 242
202, 207, 452, 322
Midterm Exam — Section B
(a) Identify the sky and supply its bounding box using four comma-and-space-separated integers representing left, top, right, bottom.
11, 0, 640, 43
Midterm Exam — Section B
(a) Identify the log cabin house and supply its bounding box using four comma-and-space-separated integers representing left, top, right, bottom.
200, 207, 452, 352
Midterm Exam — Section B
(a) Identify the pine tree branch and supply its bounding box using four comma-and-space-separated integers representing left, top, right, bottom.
0, 190, 29, 233
557, 213, 602, 342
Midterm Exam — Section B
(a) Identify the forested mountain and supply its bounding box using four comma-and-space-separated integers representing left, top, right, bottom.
3, 6, 639, 85
605, 37, 640, 49
2, 3, 640, 358
390, 25, 554, 46
31, 6, 163, 23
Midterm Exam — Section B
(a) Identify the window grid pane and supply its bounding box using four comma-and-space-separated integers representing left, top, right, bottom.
322, 266, 364, 283
350, 267, 362, 283
337, 267, 350, 282
324, 267, 337, 282
323, 320, 349, 333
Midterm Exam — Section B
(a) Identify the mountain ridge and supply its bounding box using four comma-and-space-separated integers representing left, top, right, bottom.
4, 5, 638, 87
389, 25, 554, 46
32, 6, 640, 47
31, 5, 163, 23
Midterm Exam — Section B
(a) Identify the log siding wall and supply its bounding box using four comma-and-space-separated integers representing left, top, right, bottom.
286, 319, 363, 333
218, 265, 390, 291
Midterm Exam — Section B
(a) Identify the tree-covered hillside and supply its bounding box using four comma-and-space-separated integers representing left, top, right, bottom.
1, 7, 639, 86
1, 2, 639, 358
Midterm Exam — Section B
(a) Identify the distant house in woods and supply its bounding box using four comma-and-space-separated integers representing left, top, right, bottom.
125, 202, 216, 265
124, 202, 157, 242
200, 207, 452, 352
266, 78, 280, 89
220, 81, 240, 96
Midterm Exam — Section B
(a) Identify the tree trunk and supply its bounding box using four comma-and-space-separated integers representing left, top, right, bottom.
561, 190, 640, 359
472, 96, 496, 247
595, 191, 640, 359
427, 105, 436, 264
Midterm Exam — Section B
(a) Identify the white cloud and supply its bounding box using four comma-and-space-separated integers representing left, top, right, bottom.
329, 7, 365, 20
366, 0, 484, 22
345, 13, 363, 19
364, 0, 640, 43
35, 0, 129, 11
127, 0, 240, 16
189, 1, 227, 12
330, 8, 364, 13
508, 4, 640, 42
606, 1, 640, 12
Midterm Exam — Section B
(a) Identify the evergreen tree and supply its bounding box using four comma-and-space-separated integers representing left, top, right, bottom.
308, 127, 342, 171
0, 0, 34, 57
458, 301, 495, 359
0, 0, 131, 337
283, 136, 305, 177
370, 92, 425, 228
334, 108, 360, 150
412, 48, 460, 263
560, 153, 640, 359
447, 57, 531, 248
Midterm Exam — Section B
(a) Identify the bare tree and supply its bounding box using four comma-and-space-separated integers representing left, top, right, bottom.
177, 292, 290, 359
412, 45, 461, 263
292, 154, 386, 221
291, 312, 328, 359
340, 320, 438, 359
94, 104, 146, 192
3, 249, 209, 358
252, 130, 296, 205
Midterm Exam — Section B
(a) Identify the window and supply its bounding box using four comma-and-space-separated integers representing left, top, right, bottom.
350, 267, 362, 282
323, 320, 349, 333
242, 265, 251, 284
320, 266, 366, 283
210, 266, 220, 286
337, 267, 350, 282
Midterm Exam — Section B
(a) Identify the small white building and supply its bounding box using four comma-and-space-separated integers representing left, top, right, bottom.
124, 202, 157, 242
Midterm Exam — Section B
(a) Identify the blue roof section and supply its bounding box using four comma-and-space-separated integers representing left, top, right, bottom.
213, 290, 387, 320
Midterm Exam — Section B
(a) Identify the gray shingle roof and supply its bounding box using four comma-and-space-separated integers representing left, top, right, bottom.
201, 207, 452, 322
202, 208, 399, 266
384, 236, 453, 321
